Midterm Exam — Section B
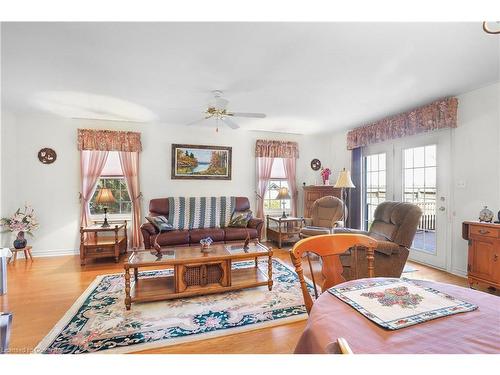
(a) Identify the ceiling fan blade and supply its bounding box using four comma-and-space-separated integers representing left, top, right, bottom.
186, 117, 210, 126
222, 117, 240, 129
227, 112, 266, 118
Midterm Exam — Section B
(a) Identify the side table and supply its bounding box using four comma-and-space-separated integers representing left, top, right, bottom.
266, 216, 305, 249
8, 246, 33, 264
80, 222, 128, 266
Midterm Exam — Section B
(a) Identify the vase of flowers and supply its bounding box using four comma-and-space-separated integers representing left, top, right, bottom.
1, 204, 39, 249
320, 167, 331, 185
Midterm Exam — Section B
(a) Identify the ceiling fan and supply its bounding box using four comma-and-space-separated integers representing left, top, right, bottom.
187, 90, 266, 131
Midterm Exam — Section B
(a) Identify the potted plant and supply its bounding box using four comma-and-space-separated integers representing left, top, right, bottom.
1, 204, 39, 249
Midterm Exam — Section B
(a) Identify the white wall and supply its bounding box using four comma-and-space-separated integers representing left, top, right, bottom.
450, 82, 500, 276
0, 113, 336, 255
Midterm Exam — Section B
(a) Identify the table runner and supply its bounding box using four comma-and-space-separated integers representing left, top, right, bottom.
328, 278, 478, 330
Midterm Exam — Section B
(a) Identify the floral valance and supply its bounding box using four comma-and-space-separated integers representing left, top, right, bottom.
346, 97, 458, 150
77, 129, 142, 152
255, 140, 299, 158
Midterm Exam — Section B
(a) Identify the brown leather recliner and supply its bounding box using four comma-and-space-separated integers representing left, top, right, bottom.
299, 196, 345, 238
335, 201, 423, 280
140, 197, 264, 248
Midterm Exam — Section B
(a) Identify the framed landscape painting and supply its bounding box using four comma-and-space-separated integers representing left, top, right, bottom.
171, 144, 232, 180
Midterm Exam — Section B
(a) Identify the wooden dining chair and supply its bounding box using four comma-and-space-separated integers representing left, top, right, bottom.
290, 233, 378, 314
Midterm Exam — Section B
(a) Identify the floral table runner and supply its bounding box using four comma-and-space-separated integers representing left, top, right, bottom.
328, 278, 478, 330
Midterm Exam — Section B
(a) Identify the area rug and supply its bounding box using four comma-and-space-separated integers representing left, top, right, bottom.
35, 259, 312, 354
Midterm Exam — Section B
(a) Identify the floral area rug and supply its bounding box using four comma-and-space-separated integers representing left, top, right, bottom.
35, 259, 312, 354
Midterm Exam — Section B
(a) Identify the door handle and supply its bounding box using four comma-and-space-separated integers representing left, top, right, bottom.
439, 206, 445, 211
494, 254, 498, 262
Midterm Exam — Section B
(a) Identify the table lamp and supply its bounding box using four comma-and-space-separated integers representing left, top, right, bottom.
95, 188, 116, 228
275, 187, 291, 218
334, 168, 355, 224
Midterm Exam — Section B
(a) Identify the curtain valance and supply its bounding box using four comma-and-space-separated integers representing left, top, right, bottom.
346, 97, 458, 150
77, 129, 142, 152
255, 140, 299, 158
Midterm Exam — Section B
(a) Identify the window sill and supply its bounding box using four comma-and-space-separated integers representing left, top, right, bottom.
91, 214, 132, 223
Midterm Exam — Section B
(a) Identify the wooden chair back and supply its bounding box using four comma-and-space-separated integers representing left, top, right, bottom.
290, 234, 378, 313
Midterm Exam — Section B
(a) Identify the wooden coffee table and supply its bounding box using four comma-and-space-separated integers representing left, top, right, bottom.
123, 242, 273, 310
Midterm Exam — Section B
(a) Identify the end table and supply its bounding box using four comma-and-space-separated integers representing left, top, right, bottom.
266, 216, 305, 248
80, 222, 128, 266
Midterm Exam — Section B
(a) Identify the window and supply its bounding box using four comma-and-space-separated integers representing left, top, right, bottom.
89, 152, 132, 216
403, 145, 437, 253
363, 153, 386, 230
263, 158, 291, 214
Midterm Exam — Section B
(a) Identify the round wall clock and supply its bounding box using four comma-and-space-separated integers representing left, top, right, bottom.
38, 148, 57, 164
310, 158, 321, 171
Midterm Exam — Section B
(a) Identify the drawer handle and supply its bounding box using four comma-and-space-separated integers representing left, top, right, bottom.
96, 248, 104, 253
478, 229, 490, 234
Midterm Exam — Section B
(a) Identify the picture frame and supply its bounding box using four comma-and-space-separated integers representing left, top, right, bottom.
171, 144, 232, 180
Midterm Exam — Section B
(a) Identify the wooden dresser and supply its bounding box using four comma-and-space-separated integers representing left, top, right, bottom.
302, 185, 342, 218
462, 221, 500, 290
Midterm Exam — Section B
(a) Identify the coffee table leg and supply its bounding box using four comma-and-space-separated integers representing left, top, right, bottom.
134, 267, 138, 281
268, 251, 273, 291
125, 266, 131, 310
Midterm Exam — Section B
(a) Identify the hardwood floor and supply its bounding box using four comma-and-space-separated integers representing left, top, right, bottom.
0, 245, 474, 354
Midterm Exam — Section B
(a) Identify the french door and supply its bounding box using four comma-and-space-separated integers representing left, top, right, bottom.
363, 131, 451, 270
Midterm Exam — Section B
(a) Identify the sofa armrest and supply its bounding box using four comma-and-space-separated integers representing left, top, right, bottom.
141, 222, 158, 249
248, 217, 264, 240
141, 222, 158, 235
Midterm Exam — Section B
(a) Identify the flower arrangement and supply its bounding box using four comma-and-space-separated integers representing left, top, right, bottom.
0, 204, 40, 236
320, 167, 331, 185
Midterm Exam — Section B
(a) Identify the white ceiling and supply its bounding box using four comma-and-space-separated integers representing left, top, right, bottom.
1, 22, 499, 134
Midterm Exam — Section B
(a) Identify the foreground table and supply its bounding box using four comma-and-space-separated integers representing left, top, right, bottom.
294, 278, 500, 354
124, 242, 273, 310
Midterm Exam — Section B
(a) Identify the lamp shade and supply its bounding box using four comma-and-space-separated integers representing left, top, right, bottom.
95, 188, 116, 205
275, 187, 291, 200
334, 168, 356, 189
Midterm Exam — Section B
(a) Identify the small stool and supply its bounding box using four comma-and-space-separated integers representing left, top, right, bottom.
8, 246, 33, 264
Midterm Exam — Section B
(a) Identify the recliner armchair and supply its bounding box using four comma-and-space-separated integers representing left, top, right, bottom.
335, 201, 422, 280
299, 196, 345, 238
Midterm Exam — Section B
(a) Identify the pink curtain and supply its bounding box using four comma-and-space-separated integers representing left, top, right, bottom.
284, 157, 298, 217
80, 150, 109, 228
119, 151, 143, 249
256, 157, 274, 219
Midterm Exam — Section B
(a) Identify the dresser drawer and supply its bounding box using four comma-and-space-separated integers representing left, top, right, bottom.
469, 225, 500, 239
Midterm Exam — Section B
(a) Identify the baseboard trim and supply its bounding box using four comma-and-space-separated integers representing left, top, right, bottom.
25, 248, 79, 258
409, 259, 467, 279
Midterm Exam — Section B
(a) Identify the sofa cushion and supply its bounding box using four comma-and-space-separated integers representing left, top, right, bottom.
229, 209, 253, 228
189, 228, 225, 243
224, 227, 258, 241
155, 230, 190, 246
145, 216, 174, 232
300, 226, 332, 238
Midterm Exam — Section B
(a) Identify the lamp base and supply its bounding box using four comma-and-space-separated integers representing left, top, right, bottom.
281, 211, 287, 219
101, 208, 111, 228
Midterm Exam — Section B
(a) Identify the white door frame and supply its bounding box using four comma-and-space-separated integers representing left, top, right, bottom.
362, 130, 453, 271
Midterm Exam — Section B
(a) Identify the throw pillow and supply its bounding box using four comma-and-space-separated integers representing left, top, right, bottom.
229, 209, 253, 228
145, 216, 174, 232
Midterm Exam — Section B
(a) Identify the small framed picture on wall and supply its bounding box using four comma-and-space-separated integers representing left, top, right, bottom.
171, 144, 232, 180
